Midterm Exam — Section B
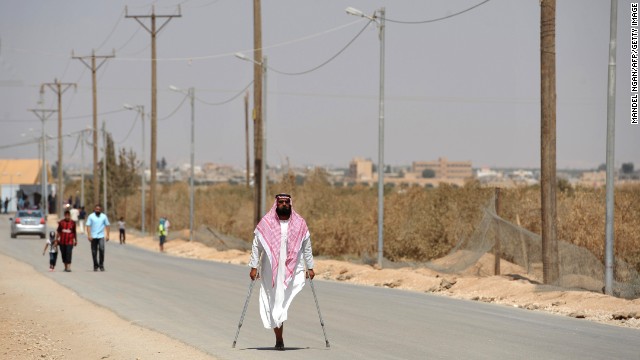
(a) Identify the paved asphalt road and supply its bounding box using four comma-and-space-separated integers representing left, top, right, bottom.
1, 214, 639, 360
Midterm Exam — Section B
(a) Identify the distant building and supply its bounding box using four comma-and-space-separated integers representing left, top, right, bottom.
412, 157, 473, 180
0, 158, 52, 211
348, 157, 373, 182
346, 156, 472, 187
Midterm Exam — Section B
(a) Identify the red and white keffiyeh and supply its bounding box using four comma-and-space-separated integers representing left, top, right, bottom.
255, 196, 309, 288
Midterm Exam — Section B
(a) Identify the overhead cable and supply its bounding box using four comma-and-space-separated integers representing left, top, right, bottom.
268, 19, 373, 76
384, 0, 491, 24
196, 81, 253, 106
159, 95, 189, 121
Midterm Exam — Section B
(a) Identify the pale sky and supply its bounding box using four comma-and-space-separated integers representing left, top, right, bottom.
0, 0, 638, 171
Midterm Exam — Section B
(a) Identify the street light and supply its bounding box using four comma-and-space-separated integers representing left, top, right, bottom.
235, 52, 268, 216
79, 127, 92, 211
124, 104, 147, 235
346, 6, 386, 269
168, 86, 195, 242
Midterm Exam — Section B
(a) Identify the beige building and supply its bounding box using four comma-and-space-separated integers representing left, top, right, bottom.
412, 157, 473, 180
347, 157, 473, 187
0, 158, 51, 211
348, 157, 373, 182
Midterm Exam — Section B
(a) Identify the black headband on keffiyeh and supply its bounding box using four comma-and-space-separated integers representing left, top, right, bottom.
255, 194, 308, 288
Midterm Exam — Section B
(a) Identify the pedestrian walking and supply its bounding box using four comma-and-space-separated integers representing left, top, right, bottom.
3, 197, 9, 214
56, 209, 77, 272
78, 206, 86, 234
85, 204, 110, 272
248, 193, 315, 351
158, 217, 167, 252
118, 217, 126, 244
70, 205, 79, 223
42, 231, 58, 272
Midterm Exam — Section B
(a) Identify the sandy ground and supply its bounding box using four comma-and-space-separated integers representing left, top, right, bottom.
2, 224, 640, 360
135, 231, 640, 329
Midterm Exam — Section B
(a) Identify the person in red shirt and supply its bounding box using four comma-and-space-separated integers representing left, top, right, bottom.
56, 210, 77, 272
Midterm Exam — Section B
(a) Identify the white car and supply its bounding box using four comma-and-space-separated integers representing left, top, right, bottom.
10, 210, 46, 239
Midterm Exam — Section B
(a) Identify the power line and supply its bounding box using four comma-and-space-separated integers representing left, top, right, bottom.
195, 81, 253, 106
96, 8, 126, 51
66, 108, 127, 120
268, 19, 373, 76
5, 18, 365, 63
116, 27, 144, 54
384, 0, 492, 24
114, 111, 139, 144
159, 94, 188, 121
116, 19, 365, 62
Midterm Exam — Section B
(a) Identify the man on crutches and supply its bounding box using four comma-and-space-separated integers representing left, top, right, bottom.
246, 193, 316, 351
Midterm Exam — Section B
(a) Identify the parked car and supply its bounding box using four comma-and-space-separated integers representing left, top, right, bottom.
10, 210, 46, 238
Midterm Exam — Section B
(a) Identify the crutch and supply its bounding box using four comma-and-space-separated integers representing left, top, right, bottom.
306, 264, 330, 348
232, 253, 261, 348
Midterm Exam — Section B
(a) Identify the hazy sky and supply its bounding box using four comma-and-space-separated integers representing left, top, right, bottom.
0, 0, 638, 171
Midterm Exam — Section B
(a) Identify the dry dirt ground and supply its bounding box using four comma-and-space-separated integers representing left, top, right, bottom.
2, 227, 640, 359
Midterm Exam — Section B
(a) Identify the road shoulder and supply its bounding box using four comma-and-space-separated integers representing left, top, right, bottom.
0, 252, 217, 360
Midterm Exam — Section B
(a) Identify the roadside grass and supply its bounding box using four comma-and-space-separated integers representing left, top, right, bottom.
72, 174, 640, 271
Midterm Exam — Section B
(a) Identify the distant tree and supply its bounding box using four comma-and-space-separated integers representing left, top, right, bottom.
422, 169, 436, 178
622, 162, 634, 174
99, 133, 138, 219
51, 161, 67, 180
157, 157, 167, 171
557, 178, 573, 195
597, 163, 607, 171
51, 161, 59, 179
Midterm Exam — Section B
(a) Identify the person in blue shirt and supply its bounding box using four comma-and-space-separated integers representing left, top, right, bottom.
85, 204, 110, 272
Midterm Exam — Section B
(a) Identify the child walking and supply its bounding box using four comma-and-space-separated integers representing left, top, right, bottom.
42, 231, 58, 271
118, 217, 126, 244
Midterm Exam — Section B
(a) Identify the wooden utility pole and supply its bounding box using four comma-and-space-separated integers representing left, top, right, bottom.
253, 0, 263, 225
540, 0, 559, 285
41, 79, 76, 218
244, 90, 251, 188
72, 50, 115, 208
126, 6, 181, 231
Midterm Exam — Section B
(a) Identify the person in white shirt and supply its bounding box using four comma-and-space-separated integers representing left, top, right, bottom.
248, 193, 314, 351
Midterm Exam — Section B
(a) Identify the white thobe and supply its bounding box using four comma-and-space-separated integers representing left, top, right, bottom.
249, 220, 314, 329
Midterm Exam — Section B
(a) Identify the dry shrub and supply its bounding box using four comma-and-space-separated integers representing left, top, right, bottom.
498, 184, 640, 272
119, 177, 640, 270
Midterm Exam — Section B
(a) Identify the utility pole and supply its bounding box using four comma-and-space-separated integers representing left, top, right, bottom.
604, 0, 618, 295
244, 91, 250, 188
126, 5, 181, 232
72, 50, 115, 208
102, 120, 107, 214
540, 0, 559, 285
253, 0, 263, 225
28, 108, 56, 215
80, 129, 87, 209
41, 79, 76, 218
